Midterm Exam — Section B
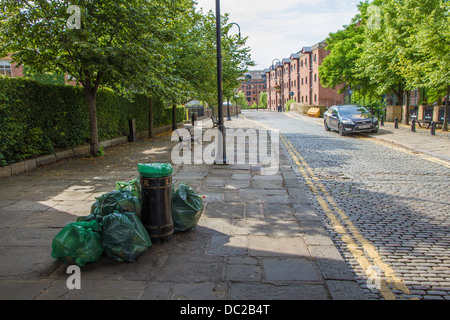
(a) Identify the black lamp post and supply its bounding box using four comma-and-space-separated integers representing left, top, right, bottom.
226, 22, 241, 122
272, 59, 281, 112
227, 97, 231, 121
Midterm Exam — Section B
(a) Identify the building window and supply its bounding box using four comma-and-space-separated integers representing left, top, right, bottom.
0, 60, 12, 76
314, 74, 317, 82
314, 94, 317, 102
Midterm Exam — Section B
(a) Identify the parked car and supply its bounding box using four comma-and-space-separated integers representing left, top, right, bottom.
324, 105, 379, 136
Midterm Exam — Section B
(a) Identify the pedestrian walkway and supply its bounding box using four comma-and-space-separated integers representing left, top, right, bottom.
0, 116, 367, 300
286, 111, 450, 163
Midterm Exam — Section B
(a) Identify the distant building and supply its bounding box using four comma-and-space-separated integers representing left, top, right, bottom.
238, 70, 267, 107
265, 41, 345, 111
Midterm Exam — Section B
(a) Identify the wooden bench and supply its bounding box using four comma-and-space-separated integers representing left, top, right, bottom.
211, 116, 219, 129
416, 120, 433, 129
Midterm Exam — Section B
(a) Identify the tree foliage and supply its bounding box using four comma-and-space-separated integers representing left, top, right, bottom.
0, 0, 255, 154
319, 0, 450, 129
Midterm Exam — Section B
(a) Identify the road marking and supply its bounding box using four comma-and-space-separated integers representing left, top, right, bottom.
280, 135, 412, 300
240, 114, 413, 300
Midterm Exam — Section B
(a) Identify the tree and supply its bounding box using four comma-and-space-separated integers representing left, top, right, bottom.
393, 0, 450, 130
259, 92, 268, 109
0, 0, 190, 155
162, 9, 253, 117
319, 9, 367, 95
232, 91, 247, 109
357, 1, 409, 111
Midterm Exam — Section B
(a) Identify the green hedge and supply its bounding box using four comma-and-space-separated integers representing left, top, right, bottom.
0, 76, 184, 166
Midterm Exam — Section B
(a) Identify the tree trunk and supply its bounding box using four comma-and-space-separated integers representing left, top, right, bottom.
148, 97, 154, 138
403, 90, 411, 125
85, 87, 99, 156
443, 85, 450, 132
172, 104, 177, 131
394, 87, 404, 106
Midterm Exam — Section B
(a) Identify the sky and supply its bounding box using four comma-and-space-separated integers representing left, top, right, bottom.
194, 0, 361, 70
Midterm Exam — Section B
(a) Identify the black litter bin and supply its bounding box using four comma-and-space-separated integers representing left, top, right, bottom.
138, 163, 174, 242
191, 112, 198, 126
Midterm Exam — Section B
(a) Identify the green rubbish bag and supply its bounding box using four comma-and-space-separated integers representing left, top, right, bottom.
172, 183, 204, 232
116, 178, 141, 199
89, 190, 141, 221
51, 220, 103, 267
101, 211, 152, 263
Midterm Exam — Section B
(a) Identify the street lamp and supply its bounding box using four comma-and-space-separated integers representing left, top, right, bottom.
227, 22, 241, 40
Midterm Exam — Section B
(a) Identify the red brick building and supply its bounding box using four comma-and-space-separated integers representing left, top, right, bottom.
239, 70, 267, 107
0, 54, 24, 78
1, 54, 78, 86
265, 41, 344, 111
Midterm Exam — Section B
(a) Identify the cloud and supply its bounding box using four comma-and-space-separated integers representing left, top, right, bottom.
195, 0, 360, 68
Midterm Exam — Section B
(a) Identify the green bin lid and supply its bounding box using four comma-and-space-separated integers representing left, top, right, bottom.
138, 163, 173, 178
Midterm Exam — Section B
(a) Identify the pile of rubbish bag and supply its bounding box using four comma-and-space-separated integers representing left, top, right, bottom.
51, 179, 151, 266
51, 166, 204, 267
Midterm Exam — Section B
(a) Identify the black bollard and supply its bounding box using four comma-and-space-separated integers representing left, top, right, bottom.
191, 112, 198, 126
411, 119, 416, 132
394, 117, 398, 129
430, 121, 436, 136
381, 115, 384, 126
128, 119, 136, 142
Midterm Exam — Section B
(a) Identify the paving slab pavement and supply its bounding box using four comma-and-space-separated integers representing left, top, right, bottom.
0, 116, 367, 301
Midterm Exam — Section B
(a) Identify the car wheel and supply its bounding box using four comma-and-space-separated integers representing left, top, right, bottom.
338, 123, 346, 136
324, 120, 331, 131
371, 128, 379, 134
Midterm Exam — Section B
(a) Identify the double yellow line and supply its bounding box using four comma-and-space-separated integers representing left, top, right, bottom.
242, 113, 449, 299
280, 134, 411, 300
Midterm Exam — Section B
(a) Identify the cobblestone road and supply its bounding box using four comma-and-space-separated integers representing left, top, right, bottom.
243, 110, 450, 300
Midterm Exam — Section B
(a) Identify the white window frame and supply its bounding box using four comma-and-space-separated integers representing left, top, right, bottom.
0, 59, 12, 76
